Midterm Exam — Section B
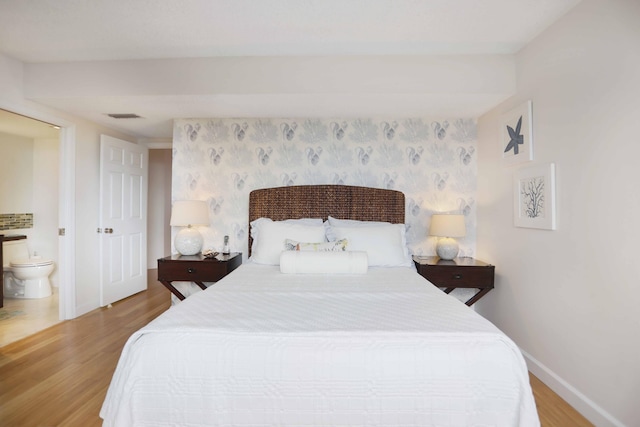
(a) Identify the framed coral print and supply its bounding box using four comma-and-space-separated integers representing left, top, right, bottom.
501, 100, 533, 166
514, 162, 556, 230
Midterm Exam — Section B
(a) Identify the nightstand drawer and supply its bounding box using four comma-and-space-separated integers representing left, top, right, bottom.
420, 267, 493, 288
158, 261, 226, 282
157, 253, 242, 301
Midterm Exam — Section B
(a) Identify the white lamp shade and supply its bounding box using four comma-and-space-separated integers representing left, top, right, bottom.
170, 200, 209, 255
429, 214, 466, 238
429, 214, 466, 260
170, 200, 209, 227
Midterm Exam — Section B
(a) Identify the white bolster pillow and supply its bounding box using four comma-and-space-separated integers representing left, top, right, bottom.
279, 251, 368, 274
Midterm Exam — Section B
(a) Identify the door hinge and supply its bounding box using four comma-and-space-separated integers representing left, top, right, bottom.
97, 228, 102, 233
58, 228, 66, 236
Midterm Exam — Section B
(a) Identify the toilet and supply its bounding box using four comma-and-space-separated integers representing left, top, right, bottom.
2, 239, 54, 299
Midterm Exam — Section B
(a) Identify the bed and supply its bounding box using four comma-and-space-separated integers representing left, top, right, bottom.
101, 185, 540, 427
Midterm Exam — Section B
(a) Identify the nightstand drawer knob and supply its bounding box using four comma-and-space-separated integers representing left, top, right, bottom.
187, 268, 196, 274
453, 274, 463, 279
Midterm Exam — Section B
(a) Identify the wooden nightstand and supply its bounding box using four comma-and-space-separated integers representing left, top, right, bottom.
157, 252, 242, 300
413, 256, 495, 306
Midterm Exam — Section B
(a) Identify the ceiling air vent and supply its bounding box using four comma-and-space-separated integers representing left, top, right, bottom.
107, 113, 142, 119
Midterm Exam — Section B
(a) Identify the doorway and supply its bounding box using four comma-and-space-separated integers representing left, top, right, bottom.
0, 106, 74, 346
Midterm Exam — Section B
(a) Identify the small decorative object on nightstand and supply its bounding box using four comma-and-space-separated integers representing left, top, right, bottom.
222, 235, 230, 255
413, 256, 495, 306
429, 214, 466, 260
157, 252, 241, 300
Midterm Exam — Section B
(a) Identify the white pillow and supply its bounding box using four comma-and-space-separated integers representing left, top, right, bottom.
327, 216, 392, 227
327, 223, 413, 267
250, 218, 326, 265
250, 217, 323, 257
284, 238, 348, 252
325, 216, 394, 241
280, 251, 368, 274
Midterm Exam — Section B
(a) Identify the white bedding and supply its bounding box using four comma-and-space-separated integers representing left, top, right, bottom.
101, 263, 540, 427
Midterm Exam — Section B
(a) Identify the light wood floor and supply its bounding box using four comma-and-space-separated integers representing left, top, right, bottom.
0, 270, 593, 426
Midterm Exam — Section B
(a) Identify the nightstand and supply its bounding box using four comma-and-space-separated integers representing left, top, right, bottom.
157, 252, 242, 300
413, 256, 495, 306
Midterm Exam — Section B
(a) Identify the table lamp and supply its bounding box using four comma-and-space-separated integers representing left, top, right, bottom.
429, 214, 466, 260
170, 200, 209, 256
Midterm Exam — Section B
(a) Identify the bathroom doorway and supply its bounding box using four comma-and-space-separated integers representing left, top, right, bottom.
0, 108, 63, 346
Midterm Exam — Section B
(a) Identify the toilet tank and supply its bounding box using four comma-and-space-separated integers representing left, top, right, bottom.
2, 240, 30, 267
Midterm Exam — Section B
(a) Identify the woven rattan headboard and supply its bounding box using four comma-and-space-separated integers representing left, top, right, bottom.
248, 185, 405, 256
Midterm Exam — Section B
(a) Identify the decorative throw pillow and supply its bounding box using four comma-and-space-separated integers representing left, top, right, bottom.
284, 238, 348, 252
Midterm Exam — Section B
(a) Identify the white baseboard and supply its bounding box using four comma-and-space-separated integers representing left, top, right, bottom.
521, 349, 625, 427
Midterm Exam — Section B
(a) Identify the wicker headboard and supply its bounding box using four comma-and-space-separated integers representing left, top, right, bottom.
248, 185, 405, 256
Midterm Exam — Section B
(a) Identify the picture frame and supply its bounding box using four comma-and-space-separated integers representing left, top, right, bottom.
501, 100, 533, 166
514, 162, 556, 230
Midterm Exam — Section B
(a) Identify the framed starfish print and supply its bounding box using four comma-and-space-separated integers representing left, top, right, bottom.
501, 100, 533, 166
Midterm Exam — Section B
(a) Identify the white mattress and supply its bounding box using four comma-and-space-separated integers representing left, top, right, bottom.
101, 263, 540, 427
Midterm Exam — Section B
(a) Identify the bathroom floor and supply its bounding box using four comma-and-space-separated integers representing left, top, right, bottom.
0, 289, 60, 348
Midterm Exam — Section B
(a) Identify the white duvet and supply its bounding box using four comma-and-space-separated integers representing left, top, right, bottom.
101, 263, 540, 427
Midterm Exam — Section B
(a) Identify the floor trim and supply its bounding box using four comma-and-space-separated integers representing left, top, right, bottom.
521, 349, 624, 427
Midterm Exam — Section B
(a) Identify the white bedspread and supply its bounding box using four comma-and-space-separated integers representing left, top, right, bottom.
101, 264, 540, 427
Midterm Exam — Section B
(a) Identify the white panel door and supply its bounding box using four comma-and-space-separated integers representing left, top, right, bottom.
99, 135, 148, 306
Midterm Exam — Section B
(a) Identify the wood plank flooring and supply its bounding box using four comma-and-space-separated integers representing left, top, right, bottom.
0, 270, 593, 426
0, 270, 170, 427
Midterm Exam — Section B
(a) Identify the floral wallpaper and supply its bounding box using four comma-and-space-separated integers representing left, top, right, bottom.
172, 117, 477, 260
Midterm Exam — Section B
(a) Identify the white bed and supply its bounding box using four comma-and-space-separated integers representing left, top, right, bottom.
100, 185, 540, 426
101, 263, 538, 426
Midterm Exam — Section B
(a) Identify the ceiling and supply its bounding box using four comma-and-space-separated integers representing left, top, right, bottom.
0, 0, 582, 140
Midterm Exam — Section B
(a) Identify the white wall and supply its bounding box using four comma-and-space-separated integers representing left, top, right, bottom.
32, 138, 60, 286
0, 54, 23, 103
147, 149, 172, 269
0, 131, 33, 213
476, 1, 640, 426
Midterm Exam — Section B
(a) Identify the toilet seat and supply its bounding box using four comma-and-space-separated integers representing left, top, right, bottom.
10, 258, 54, 268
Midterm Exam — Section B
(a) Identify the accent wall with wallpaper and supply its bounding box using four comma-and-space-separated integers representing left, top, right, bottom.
172, 117, 477, 259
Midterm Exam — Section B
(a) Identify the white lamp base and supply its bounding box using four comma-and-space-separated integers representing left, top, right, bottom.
436, 237, 459, 260
175, 226, 203, 256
